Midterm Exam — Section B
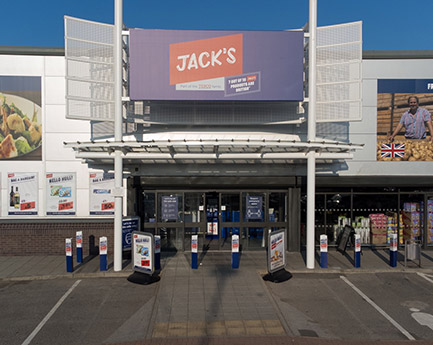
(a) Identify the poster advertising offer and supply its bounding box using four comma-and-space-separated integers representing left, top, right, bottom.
46, 173, 76, 215
132, 231, 154, 274
89, 172, 115, 215
377, 79, 433, 161
268, 229, 286, 273
8, 172, 38, 215
0, 76, 42, 161
129, 29, 304, 101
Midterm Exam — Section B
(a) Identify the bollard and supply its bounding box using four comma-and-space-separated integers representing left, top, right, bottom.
76, 231, 83, 263
99, 236, 107, 271
390, 233, 398, 267
66, 238, 73, 273
232, 234, 239, 268
191, 235, 198, 269
354, 234, 361, 268
154, 235, 161, 271
320, 234, 328, 268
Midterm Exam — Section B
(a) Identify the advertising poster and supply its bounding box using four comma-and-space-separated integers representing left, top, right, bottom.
122, 216, 140, 251
8, 172, 38, 215
46, 172, 76, 215
129, 29, 304, 101
268, 229, 286, 273
377, 79, 433, 161
89, 172, 115, 215
132, 231, 154, 274
246, 196, 263, 220
0, 76, 42, 160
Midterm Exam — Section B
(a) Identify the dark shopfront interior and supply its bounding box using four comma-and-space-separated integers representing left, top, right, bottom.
132, 187, 301, 253
303, 181, 433, 250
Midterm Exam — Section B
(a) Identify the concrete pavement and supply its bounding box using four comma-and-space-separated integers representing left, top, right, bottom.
2, 248, 433, 344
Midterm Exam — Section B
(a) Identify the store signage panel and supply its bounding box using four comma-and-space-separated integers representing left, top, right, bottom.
129, 29, 304, 101
8, 172, 38, 215
46, 172, 76, 215
377, 79, 433, 162
161, 195, 178, 221
89, 172, 115, 215
122, 216, 140, 250
246, 195, 263, 220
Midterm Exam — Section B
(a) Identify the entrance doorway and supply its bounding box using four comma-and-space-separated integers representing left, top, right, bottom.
140, 189, 292, 252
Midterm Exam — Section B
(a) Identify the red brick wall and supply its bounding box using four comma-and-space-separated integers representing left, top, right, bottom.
0, 221, 114, 256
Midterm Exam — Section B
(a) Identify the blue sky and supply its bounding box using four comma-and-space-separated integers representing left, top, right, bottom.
2, 0, 432, 50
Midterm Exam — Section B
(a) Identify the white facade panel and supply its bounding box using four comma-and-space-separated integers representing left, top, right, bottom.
0, 56, 44, 75
45, 76, 66, 105
45, 104, 91, 133
44, 56, 65, 77
363, 59, 433, 79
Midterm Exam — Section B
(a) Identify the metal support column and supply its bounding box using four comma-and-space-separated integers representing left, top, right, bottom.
307, 0, 317, 269
114, 0, 123, 272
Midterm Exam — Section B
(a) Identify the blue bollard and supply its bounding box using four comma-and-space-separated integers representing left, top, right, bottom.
320, 234, 328, 268
191, 235, 198, 269
66, 238, 73, 273
76, 231, 83, 263
354, 234, 361, 268
99, 236, 107, 271
155, 235, 161, 271
390, 233, 398, 267
232, 234, 239, 269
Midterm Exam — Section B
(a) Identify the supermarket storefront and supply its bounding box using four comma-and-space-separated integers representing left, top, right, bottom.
135, 188, 299, 252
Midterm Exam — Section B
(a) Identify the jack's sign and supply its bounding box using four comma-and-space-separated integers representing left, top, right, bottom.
129, 29, 304, 101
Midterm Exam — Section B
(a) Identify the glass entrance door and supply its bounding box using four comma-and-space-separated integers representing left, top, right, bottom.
204, 192, 220, 250
184, 192, 205, 252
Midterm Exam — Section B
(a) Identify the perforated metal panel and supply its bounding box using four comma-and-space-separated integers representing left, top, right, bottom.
65, 16, 115, 121
316, 21, 362, 122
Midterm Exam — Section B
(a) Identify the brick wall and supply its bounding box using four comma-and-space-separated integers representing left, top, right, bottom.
0, 221, 114, 256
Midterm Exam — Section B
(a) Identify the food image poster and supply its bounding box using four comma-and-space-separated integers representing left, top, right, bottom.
269, 231, 285, 272
377, 79, 433, 162
8, 172, 38, 215
46, 172, 76, 215
0, 76, 42, 161
89, 172, 115, 215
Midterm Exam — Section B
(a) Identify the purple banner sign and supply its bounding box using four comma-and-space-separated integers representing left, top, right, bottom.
129, 29, 304, 101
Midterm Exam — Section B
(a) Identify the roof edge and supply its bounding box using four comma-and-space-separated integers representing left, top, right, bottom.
0, 46, 64, 56
363, 50, 433, 59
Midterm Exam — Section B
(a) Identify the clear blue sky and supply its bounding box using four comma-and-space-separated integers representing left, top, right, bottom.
2, 0, 432, 50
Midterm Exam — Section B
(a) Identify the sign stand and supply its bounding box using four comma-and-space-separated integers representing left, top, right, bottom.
128, 231, 160, 285
354, 234, 361, 268
232, 234, 239, 269
65, 238, 73, 273
320, 234, 328, 268
191, 235, 198, 269
262, 229, 292, 283
337, 225, 355, 254
389, 233, 398, 267
99, 236, 108, 271
76, 231, 83, 263
155, 235, 161, 272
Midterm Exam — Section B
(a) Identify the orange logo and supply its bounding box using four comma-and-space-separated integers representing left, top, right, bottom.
169, 34, 243, 85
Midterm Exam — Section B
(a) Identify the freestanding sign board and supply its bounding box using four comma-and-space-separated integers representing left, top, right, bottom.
132, 232, 154, 275
122, 216, 140, 251
267, 229, 286, 273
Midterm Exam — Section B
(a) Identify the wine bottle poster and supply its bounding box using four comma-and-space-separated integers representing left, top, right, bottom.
89, 172, 115, 215
8, 172, 38, 215
46, 172, 76, 215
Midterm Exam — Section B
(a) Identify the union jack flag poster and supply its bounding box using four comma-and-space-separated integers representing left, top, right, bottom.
381, 143, 405, 158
